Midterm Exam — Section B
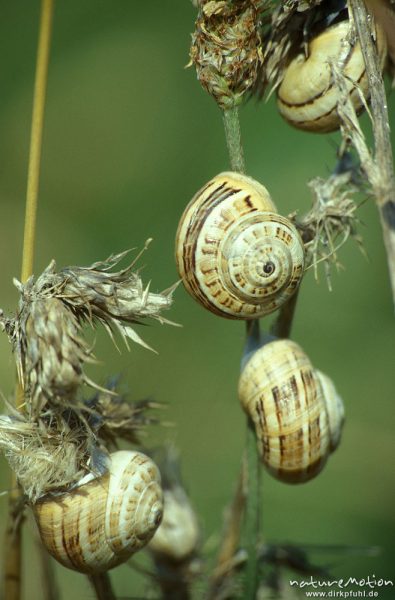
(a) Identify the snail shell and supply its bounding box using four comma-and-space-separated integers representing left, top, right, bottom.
175, 172, 305, 319
238, 339, 344, 483
33, 450, 163, 573
277, 20, 387, 133
148, 486, 200, 561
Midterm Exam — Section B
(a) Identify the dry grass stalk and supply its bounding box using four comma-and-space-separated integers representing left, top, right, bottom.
346, 0, 395, 307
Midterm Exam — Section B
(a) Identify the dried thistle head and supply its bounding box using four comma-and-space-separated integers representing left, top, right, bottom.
190, 0, 267, 108
0, 246, 177, 416
1, 279, 94, 416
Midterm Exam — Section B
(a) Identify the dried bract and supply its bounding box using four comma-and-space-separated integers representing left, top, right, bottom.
190, 0, 266, 108
58, 249, 177, 350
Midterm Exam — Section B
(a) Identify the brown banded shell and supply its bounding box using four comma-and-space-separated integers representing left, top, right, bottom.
175, 172, 305, 320
33, 450, 163, 573
276, 20, 387, 133
238, 339, 345, 483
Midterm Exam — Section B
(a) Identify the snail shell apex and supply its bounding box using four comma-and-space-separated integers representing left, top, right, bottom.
277, 20, 387, 133
175, 172, 305, 320
238, 339, 344, 483
33, 450, 163, 573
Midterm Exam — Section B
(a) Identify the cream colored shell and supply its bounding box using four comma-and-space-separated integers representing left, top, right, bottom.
148, 487, 200, 561
277, 20, 387, 133
33, 450, 163, 573
238, 339, 344, 483
175, 172, 305, 320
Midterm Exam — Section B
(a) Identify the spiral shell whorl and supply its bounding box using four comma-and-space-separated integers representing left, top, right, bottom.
277, 20, 387, 133
33, 450, 163, 573
238, 339, 344, 483
175, 172, 305, 319
316, 370, 345, 451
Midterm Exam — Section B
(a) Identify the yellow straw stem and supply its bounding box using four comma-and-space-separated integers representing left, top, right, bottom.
3, 3, 54, 600
21, 0, 54, 284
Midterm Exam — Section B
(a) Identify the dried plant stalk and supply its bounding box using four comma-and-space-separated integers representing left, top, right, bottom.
347, 0, 395, 307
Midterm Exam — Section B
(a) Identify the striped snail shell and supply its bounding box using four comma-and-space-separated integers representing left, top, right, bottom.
175, 172, 305, 320
238, 339, 345, 483
276, 19, 387, 133
33, 450, 164, 573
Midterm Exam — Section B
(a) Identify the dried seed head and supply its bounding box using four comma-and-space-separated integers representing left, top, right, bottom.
0, 247, 177, 415
190, 0, 265, 108
1, 277, 94, 416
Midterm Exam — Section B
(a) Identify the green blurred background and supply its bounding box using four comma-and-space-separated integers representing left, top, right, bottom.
0, 2, 394, 599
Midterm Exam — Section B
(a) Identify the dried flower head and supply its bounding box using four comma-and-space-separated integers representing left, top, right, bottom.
0, 246, 177, 416
190, 0, 267, 108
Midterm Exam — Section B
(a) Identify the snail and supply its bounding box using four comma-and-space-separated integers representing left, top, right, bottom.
148, 486, 200, 562
33, 450, 164, 573
276, 19, 387, 133
238, 338, 345, 483
175, 172, 305, 319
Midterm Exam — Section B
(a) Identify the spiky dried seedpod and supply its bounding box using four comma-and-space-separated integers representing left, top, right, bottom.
33, 450, 163, 573
175, 172, 305, 319
238, 339, 345, 483
276, 19, 387, 132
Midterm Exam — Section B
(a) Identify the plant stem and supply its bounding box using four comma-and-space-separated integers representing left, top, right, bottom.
88, 573, 117, 600
221, 105, 262, 599
270, 289, 300, 339
242, 419, 261, 600
348, 0, 395, 309
38, 539, 59, 600
222, 108, 246, 173
21, 0, 54, 284
3, 3, 54, 600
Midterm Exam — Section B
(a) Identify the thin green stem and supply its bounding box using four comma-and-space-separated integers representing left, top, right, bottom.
222, 107, 245, 173
242, 419, 261, 600
221, 104, 261, 599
